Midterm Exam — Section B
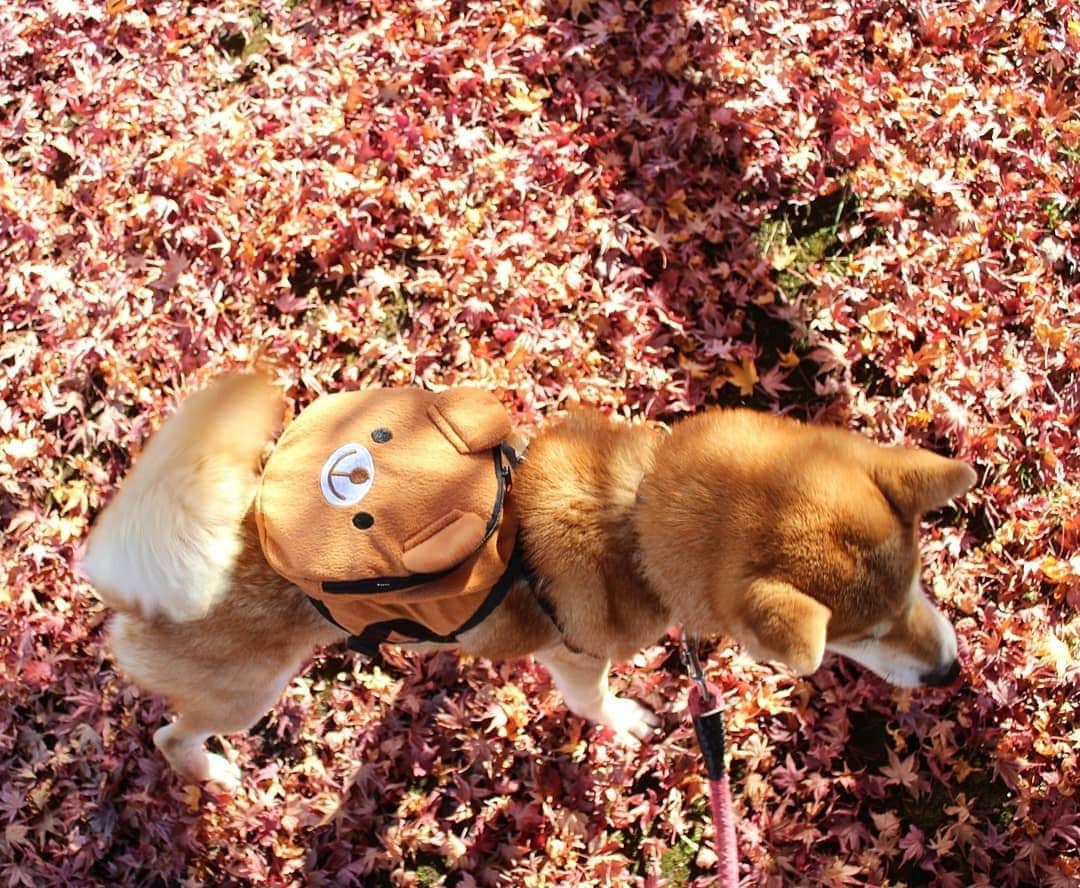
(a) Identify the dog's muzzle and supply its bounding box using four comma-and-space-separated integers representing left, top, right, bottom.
920, 658, 961, 687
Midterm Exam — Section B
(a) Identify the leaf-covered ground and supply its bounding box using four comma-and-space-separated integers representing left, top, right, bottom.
2, 0, 1078, 884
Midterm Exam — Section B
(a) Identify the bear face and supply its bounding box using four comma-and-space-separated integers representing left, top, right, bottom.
257, 388, 512, 593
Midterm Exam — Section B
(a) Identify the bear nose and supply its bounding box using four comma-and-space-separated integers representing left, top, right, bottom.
920, 658, 961, 687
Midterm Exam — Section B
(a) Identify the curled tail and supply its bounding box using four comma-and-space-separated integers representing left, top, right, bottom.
81, 373, 283, 623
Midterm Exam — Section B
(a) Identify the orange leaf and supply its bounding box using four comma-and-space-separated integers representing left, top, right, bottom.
506, 86, 549, 114
864, 306, 893, 333
665, 189, 689, 218
344, 81, 365, 113
725, 355, 758, 396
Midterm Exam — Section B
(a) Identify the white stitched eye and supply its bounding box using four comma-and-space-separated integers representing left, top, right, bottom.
320, 443, 375, 506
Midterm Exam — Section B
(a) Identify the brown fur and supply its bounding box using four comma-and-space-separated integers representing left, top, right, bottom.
110, 515, 343, 721
84, 377, 976, 787
637, 410, 921, 647
505, 410, 668, 661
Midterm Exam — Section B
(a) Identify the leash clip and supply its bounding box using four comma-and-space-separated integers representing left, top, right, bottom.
679, 629, 716, 710
678, 628, 740, 885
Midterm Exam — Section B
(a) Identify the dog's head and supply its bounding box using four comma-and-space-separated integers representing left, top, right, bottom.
639, 410, 977, 688
735, 442, 976, 688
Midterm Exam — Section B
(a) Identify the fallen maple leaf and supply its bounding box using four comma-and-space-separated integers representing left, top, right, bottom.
725, 355, 759, 396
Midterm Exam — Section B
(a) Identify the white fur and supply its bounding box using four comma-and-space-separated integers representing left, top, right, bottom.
536, 645, 660, 745
826, 579, 958, 687
826, 637, 931, 687
80, 375, 282, 623
153, 722, 242, 792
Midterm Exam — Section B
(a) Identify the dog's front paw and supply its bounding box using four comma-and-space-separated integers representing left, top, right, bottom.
597, 695, 660, 745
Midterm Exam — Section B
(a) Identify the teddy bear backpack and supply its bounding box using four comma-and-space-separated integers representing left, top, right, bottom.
254, 388, 522, 655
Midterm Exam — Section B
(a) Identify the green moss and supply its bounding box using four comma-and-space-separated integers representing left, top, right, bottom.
1044, 197, 1078, 226
757, 186, 870, 300
658, 828, 703, 885
1017, 461, 1042, 494
380, 289, 412, 336
659, 842, 694, 884
242, 26, 272, 61
408, 776, 438, 795
217, 7, 272, 61
415, 864, 442, 886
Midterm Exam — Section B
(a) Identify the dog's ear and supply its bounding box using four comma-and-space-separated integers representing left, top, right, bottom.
738, 579, 831, 676
428, 388, 511, 454
872, 448, 977, 522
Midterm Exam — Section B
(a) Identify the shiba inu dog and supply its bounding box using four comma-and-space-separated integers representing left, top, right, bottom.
81, 374, 975, 790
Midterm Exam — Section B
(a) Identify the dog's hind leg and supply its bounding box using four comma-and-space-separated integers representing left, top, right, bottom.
150, 670, 296, 792
109, 610, 335, 791
535, 642, 659, 745
153, 718, 246, 792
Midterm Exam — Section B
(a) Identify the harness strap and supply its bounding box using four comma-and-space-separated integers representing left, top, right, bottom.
310, 532, 529, 658
680, 631, 739, 885
528, 582, 603, 659
307, 442, 526, 655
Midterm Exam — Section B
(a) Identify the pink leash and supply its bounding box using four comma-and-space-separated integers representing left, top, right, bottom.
681, 631, 739, 885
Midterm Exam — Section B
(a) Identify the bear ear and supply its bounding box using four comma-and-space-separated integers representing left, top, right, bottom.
872, 448, 977, 522
736, 578, 831, 676
428, 388, 511, 454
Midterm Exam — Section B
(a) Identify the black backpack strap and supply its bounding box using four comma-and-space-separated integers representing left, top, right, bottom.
331, 539, 528, 655
449, 540, 526, 637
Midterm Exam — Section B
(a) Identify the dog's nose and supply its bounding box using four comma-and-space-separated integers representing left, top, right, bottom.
920, 658, 961, 687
